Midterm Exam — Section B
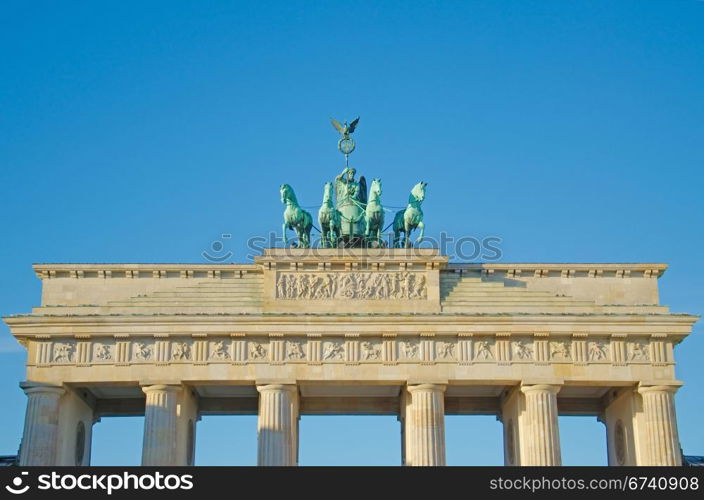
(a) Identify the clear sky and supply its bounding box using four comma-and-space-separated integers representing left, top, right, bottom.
0, 1, 702, 465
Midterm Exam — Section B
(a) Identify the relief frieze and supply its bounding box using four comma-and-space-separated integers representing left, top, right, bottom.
276, 272, 427, 300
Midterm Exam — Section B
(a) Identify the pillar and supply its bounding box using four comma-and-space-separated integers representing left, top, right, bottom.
403, 383, 446, 466
141, 384, 182, 466
57, 387, 95, 466
602, 387, 638, 466
257, 384, 299, 466
500, 387, 522, 466
519, 384, 561, 466
18, 382, 64, 466
175, 386, 199, 466
637, 385, 681, 466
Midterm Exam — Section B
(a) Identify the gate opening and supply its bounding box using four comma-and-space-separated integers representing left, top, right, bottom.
446, 415, 504, 465
559, 415, 607, 465
90, 416, 144, 465
195, 415, 257, 465
299, 415, 400, 465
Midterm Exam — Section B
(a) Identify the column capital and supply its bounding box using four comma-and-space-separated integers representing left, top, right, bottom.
20, 382, 64, 396
141, 384, 183, 395
407, 383, 446, 393
637, 383, 682, 395
256, 383, 298, 393
520, 383, 561, 395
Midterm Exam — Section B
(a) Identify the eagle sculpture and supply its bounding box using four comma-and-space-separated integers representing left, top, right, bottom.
330, 117, 360, 138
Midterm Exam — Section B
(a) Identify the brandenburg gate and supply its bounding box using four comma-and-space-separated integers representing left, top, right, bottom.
4, 119, 698, 466
5, 251, 697, 466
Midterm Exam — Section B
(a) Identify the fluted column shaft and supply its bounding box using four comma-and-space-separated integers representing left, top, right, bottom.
19, 383, 64, 466
257, 384, 299, 466
520, 384, 561, 466
638, 385, 681, 466
141, 384, 181, 466
404, 384, 446, 466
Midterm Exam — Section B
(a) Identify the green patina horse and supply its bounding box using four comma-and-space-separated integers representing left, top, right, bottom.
393, 181, 427, 248
318, 182, 341, 248
364, 178, 384, 246
280, 183, 312, 248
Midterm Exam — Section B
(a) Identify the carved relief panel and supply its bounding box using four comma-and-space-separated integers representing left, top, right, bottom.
276, 272, 427, 300
29, 334, 656, 370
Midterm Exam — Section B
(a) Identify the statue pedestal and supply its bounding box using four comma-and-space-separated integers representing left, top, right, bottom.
255, 248, 447, 314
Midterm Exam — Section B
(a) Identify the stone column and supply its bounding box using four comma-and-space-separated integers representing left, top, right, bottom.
141, 384, 181, 466
637, 385, 681, 466
56, 387, 96, 466
602, 388, 637, 466
175, 387, 199, 466
500, 388, 522, 466
257, 384, 299, 466
19, 382, 65, 466
519, 384, 561, 466
403, 384, 446, 466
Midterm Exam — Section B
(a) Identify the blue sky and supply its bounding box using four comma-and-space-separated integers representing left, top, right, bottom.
0, 1, 702, 465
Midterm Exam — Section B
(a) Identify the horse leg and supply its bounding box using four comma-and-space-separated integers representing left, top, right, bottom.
321, 222, 328, 248
328, 214, 336, 248
304, 223, 312, 249
299, 220, 307, 248
301, 212, 312, 249
393, 211, 403, 248
377, 213, 384, 245
415, 220, 425, 244
282, 222, 288, 245
404, 221, 412, 248
376, 222, 384, 247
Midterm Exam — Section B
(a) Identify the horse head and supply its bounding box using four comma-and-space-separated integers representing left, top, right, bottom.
370, 178, 382, 197
410, 181, 427, 203
322, 182, 333, 203
280, 184, 297, 205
